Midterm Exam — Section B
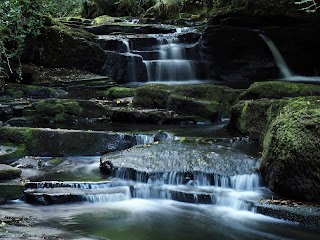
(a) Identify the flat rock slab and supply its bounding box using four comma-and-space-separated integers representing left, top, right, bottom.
0, 127, 138, 156
256, 203, 320, 231
101, 141, 258, 176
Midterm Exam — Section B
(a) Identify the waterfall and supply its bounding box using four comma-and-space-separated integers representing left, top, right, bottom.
260, 34, 320, 82
135, 134, 154, 145
143, 36, 196, 81
260, 34, 293, 78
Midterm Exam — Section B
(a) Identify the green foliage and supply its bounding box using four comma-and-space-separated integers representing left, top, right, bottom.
0, 0, 44, 80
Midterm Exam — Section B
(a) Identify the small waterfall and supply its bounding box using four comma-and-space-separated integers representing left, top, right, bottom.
214, 173, 261, 191
144, 36, 196, 81
121, 38, 140, 82
260, 34, 293, 78
84, 186, 131, 203
135, 134, 154, 145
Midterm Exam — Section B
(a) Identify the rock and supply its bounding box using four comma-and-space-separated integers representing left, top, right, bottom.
99, 160, 113, 175
240, 81, 320, 100
105, 87, 135, 100
260, 97, 320, 201
153, 130, 169, 142
202, 14, 320, 82
200, 25, 275, 82
256, 202, 320, 231
101, 51, 148, 82
227, 99, 288, 142
85, 23, 176, 35
0, 127, 137, 156
133, 84, 241, 121
34, 26, 106, 73
0, 183, 24, 203
0, 164, 22, 180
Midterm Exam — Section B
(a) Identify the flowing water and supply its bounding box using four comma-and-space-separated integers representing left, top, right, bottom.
260, 34, 320, 83
1, 124, 320, 239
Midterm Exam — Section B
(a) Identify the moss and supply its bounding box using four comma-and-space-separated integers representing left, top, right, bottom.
167, 95, 220, 122
0, 168, 22, 180
106, 87, 135, 99
240, 81, 320, 100
93, 15, 114, 25
35, 99, 82, 117
132, 84, 241, 121
0, 183, 24, 202
260, 96, 320, 200
48, 157, 64, 166
133, 84, 172, 109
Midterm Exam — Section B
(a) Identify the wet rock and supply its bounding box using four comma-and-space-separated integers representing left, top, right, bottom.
256, 202, 320, 231
101, 51, 148, 82
100, 160, 114, 175
153, 130, 169, 142
0, 127, 136, 156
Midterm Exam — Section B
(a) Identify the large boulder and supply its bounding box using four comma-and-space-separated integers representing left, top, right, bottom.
34, 26, 106, 73
260, 97, 320, 200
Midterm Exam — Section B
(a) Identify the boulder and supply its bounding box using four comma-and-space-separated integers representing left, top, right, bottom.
260, 97, 320, 201
34, 26, 106, 73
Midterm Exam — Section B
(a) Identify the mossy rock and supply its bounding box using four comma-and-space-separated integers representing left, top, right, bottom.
105, 87, 135, 99
260, 97, 320, 200
167, 95, 219, 122
0, 127, 136, 156
133, 84, 172, 109
34, 99, 110, 121
0, 183, 24, 203
34, 26, 106, 73
240, 81, 320, 100
0, 165, 22, 180
228, 99, 288, 142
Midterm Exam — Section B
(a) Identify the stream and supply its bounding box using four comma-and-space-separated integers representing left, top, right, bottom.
1, 123, 320, 239
1, 24, 320, 240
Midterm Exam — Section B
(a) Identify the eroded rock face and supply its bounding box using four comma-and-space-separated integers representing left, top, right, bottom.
260, 97, 320, 201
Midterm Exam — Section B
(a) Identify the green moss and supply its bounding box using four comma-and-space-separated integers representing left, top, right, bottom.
0, 168, 22, 180
240, 81, 320, 100
93, 15, 114, 25
106, 87, 135, 99
167, 95, 219, 122
0, 183, 24, 202
260, 96, 320, 200
133, 84, 172, 109
49, 157, 64, 166
35, 100, 82, 117
55, 113, 66, 122
132, 84, 241, 121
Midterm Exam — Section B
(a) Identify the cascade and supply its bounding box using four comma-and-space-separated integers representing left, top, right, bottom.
143, 36, 197, 81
